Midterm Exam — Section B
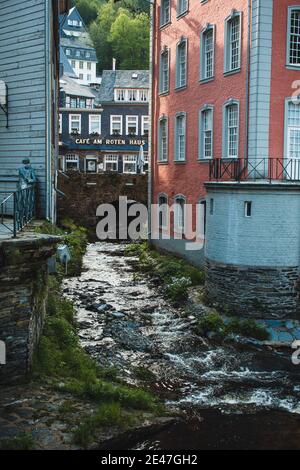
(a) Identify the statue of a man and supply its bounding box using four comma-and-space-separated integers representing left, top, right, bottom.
19, 159, 37, 190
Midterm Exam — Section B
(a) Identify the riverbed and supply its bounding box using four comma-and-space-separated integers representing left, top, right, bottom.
63, 242, 300, 450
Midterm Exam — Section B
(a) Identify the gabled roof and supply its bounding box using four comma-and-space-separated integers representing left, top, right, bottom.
60, 75, 97, 99
97, 70, 150, 103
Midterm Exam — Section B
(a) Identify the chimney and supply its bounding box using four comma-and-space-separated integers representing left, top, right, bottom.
112, 58, 116, 71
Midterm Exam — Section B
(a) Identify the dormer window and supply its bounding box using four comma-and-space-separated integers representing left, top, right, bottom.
114, 88, 148, 103
128, 89, 137, 102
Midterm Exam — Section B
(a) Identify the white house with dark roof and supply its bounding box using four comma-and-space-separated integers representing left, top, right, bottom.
60, 6, 100, 85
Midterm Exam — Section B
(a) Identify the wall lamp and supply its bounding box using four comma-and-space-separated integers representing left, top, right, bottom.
0, 80, 8, 128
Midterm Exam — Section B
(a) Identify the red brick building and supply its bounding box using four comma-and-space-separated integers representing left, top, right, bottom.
151, 0, 300, 318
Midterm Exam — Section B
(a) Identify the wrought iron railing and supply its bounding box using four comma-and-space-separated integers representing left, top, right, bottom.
209, 158, 300, 182
0, 185, 36, 238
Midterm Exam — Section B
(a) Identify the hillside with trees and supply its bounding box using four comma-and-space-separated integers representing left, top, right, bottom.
71, 0, 150, 71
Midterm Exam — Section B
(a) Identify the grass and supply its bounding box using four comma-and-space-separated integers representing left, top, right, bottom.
0, 434, 35, 451
196, 312, 270, 341
126, 242, 205, 303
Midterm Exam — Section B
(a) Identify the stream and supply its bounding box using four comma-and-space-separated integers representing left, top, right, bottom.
63, 242, 300, 450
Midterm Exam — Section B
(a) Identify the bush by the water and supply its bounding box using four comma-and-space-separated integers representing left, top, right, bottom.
36, 218, 88, 276
126, 242, 205, 302
196, 312, 270, 341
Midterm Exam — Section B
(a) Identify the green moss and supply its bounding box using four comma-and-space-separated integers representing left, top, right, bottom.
165, 277, 192, 302
0, 434, 35, 450
134, 367, 156, 382
196, 312, 270, 341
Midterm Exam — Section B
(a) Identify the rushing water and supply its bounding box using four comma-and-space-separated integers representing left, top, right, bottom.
63, 242, 300, 450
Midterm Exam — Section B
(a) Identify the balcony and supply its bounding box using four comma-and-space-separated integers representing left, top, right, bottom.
209, 158, 300, 183
0, 185, 36, 239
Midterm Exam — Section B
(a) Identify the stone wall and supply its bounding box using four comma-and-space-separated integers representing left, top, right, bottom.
0, 235, 61, 384
205, 259, 300, 319
57, 172, 148, 236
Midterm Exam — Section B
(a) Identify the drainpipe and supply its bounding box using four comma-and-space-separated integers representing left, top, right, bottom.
148, 0, 156, 244
244, 0, 252, 166
45, 0, 52, 221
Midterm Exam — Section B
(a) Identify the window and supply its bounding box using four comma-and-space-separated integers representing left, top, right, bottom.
199, 107, 213, 159
79, 98, 86, 108
104, 155, 118, 172
71, 60, 76, 68
177, 0, 188, 17
70, 97, 77, 108
200, 26, 215, 80
287, 7, 300, 66
86, 52, 91, 58
76, 50, 81, 57
176, 39, 187, 88
158, 194, 168, 229
160, 0, 170, 26
123, 155, 137, 174
210, 198, 214, 215
225, 13, 241, 73
175, 113, 186, 161
244, 201, 252, 218
89, 115, 101, 134
65, 154, 79, 171
286, 100, 300, 160
110, 115, 123, 135
223, 101, 239, 158
158, 117, 168, 162
126, 116, 138, 135
68, 20, 72, 26
86, 98, 93, 109
174, 196, 185, 232
69, 114, 81, 134
79, 61, 84, 69
128, 89, 138, 102
139, 89, 149, 102
159, 49, 169, 94
142, 116, 149, 136
59, 114, 62, 134
87, 74, 92, 82
66, 49, 71, 56
115, 89, 126, 102
79, 74, 84, 80
87, 62, 92, 70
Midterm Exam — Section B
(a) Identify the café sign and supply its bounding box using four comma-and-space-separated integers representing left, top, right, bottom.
75, 138, 146, 146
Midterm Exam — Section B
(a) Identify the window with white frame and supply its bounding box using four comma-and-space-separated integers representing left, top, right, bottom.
158, 194, 168, 229
175, 113, 186, 161
79, 73, 84, 80
244, 201, 252, 218
126, 116, 138, 135
87, 74, 92, 82
142, 116, 149, 136
288, 7, 300, 66
287, 100, 300, 159
177, 0, 188, 17
89, 115, 101, 135
176, 39, 187, 88
201, 26, 214, 80
115, 89, 126, 101
128, 89, 138, 102
76, 50, 80, 57
225, 13, 241, 73
87, 62, 92, 70
139, 89, 149, 102
160, 0, 170, 26
79, 61, 84, 69
65, 154, 79, 171
158, 117, 168, 162
199, 107, 213, 159
104, 155, 118, 172
174, 196, 185, 232
159, 49, 169, 94
69, 114, 81, 134
123, 155, 137, 174
59, 114, 62, 134
71, 60, 76, 68
224, 102, 239, 158
110, 115, 122, 135
66, 49, 71, 56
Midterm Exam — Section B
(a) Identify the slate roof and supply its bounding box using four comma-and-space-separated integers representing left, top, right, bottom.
61, 36, 95, 51
97, 70, 150, 103
60, 75, 97, 99
60, 47, 77, 79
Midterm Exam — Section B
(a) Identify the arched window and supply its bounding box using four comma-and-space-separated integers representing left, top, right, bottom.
224, 11, 242, 73
200, 25, 215, 81
174, 195, 186, 232
222, 100, 239, 158
158, 194, 169, 229
160, 0, 170, 27
199, 105, 214, 159
176, 38, 187, 89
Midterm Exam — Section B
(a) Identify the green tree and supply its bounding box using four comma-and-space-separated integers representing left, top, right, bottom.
109, 10, 150, 69
71, 0, 102, 26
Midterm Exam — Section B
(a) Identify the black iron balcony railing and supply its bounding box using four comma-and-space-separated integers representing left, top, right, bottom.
209, 158, 300, 182
0, 185, 36, 238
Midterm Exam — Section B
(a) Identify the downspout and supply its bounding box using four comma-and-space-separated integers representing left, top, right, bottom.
148, 0, 156, 244
244, 0, 252, 166
45, 0, 52, 220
